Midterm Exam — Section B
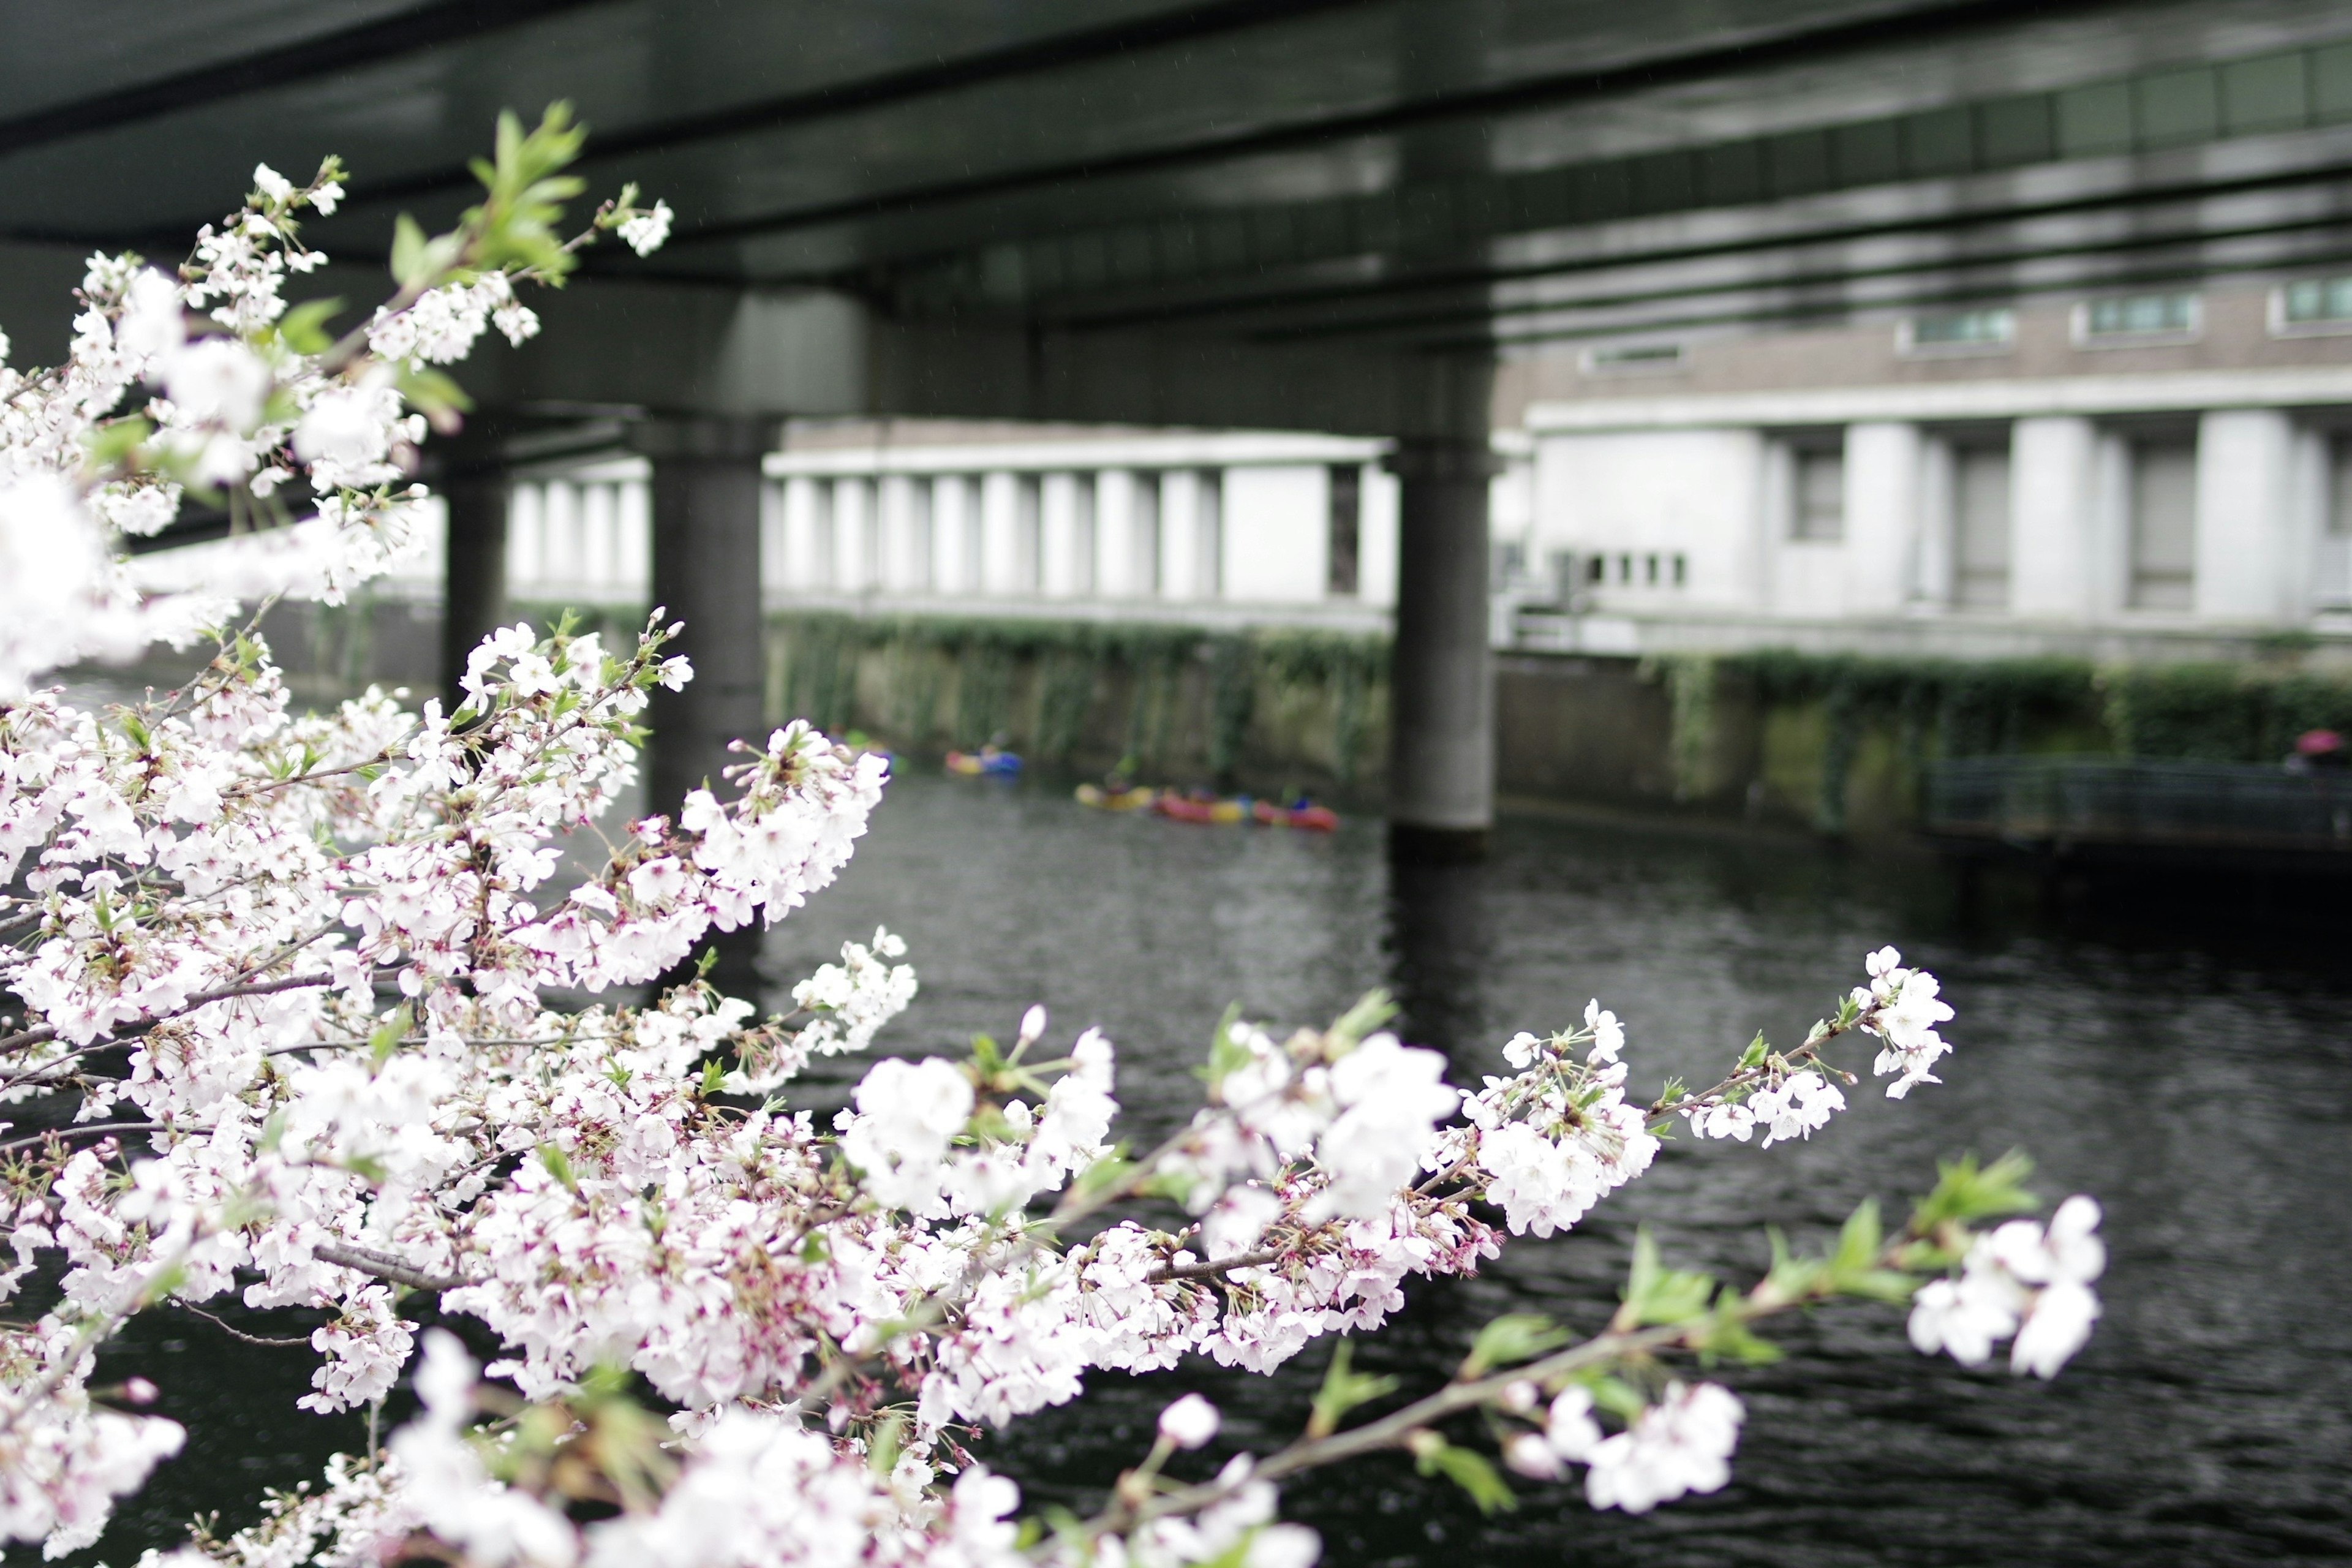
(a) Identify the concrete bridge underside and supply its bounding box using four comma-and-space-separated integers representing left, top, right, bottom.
9, 0, 2352, 851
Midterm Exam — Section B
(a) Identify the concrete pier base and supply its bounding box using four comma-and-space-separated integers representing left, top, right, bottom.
439, 462, 511, 715
632, 416, 780, 817
1386, 437, 1500, 861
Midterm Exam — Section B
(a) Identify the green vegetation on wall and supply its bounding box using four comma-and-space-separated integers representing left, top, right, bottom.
758, 611, 1390, 790
1667, 649, 2352, 834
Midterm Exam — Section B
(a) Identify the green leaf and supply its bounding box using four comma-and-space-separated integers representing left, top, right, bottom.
1199, 1001, 1250, 1089
1307, 1338, 1400, 1439
539, 1142, 579, 1194
368, 1003, 413, 1070
1692, 1287, 1782, 1367
1413, 1440, 1518, 1516
1830, 1197, 1882, 1278
81, 417, 151, 471
866, 1411, 905, 1477
1328, 988, 1397, 1050
394, 364, 474, 432
276, 296, 344, 355
1909, 1150, 2038, 1235
1736, 1031, 1769, 1069
1622, 1227, 1714, 1327
390, 214, 430, 288
699, 1059, 726, 1097
1587, 1373, 1647, 1422
1066, 1147, 1136, 1206
1460, 1313, 1570, 1380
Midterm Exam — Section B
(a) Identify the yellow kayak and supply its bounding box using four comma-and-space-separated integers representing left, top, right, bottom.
1076, 783, 1159, 811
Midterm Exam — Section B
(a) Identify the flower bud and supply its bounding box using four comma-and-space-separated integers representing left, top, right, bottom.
1157, 1392, 1220, 1450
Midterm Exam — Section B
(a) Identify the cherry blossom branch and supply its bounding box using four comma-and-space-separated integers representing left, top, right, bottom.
311, 1242, 467, 1294
0, 968, 390, 1057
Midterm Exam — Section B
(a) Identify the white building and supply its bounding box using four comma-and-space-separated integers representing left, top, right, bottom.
427, 424, 1422, 635
386, 279, 2352, 665
1501, 280, 2352, 660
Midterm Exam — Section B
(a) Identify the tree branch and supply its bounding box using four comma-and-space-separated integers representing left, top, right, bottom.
0, 968, 390, 1058
312, 1242, 467, 1294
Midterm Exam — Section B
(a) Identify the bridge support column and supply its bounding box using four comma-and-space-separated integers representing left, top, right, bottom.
1386, 437, 1499, 861
631, 416, 780, 817
440, 463, 511, 715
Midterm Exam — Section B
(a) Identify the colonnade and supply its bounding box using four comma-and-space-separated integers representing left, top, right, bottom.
440, 419, 1502, 856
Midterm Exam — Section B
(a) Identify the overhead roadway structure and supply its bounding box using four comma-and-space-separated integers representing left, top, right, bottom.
6, 0, 2352, 849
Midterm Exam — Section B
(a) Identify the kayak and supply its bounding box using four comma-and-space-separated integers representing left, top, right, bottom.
1076, 783, 1159, 811
1253, 799, 1340, 832
1082, 780, 1341, 831
945, 748, 1022, 777
1152, 794, 1252, 825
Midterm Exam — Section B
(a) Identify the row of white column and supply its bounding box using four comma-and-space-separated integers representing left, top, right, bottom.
1838, 409, 2342, 621
758, 469, 1227, 601
507, 478, 650, 603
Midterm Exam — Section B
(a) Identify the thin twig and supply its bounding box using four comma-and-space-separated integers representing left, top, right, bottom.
178, 1300, 313, 1348
0, 1121, 173, 1156
1145, 1248, 1281, 1284
0, 967, 393, 1058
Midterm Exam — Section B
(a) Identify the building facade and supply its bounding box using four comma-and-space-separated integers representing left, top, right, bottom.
378, 279, 2352, 665
1504, 279, 2352, 660
437, 424, 1414, 635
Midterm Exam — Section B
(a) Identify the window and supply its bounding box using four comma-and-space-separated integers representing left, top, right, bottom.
1952, 445, 2012, 610
2275, 276, 2352, 336
1070, 473, 1097, 597
1014, 473, 1042, 592
1129, 472, 1161, 597
1583, 342, 1684, 374
1194, 470, 1224, 599
2078, 292, 2199, 344
1792, 445, 1845, 541
2128, 442, 2196, 610
1327, 464, 1361, 597
1901, 308, 2014, 355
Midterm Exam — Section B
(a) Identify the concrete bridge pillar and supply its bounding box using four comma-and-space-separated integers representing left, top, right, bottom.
1386, 437, 1501, 859
630, 415, 780, 816
438, 459, 511, 716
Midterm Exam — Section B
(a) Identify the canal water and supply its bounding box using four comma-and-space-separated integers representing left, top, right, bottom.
51, 768, 2352, 1567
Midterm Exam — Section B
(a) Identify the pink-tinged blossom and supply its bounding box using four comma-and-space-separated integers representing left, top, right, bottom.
1581, 1382, 1743, 1514
1909, 1196, 2105, 1379
1158, 1392, 1221, 1449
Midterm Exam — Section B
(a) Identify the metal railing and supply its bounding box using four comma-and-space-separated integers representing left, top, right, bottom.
1924, 756, 2352, 851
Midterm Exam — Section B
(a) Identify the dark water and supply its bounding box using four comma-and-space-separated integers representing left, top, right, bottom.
45, 771, 2352, 1566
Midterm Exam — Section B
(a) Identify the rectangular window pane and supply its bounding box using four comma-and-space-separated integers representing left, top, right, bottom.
1793, 447, 1845, 540
1327, 464, 1361, 597
2285, 276, 2352, 323
2129, 442, 2197, 609
1910, 307, 2014, 347
2086, 292, 2197, 337
1953, 446, 2011, 609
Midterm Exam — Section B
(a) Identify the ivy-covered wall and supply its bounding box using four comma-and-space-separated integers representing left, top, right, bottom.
754, 611, 1391, 795
1632, 650, 2352, 835
244, 595, 2352, 837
